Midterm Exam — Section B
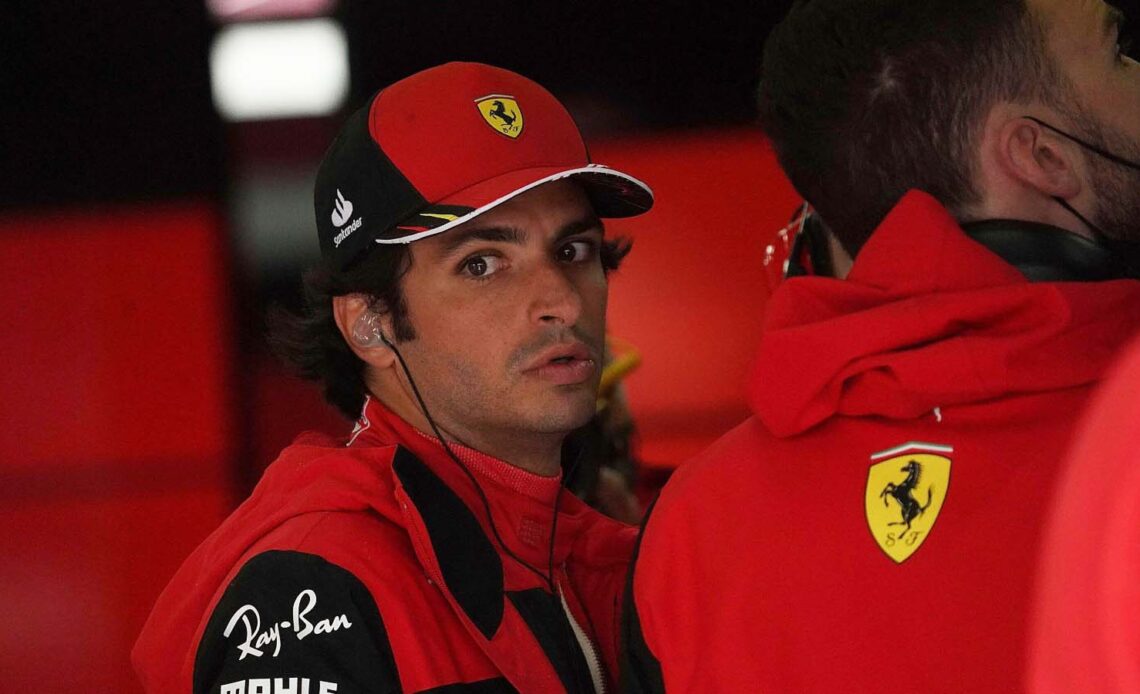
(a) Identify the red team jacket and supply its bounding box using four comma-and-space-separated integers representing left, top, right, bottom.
134, 397, 636, 694
623, 191, 1140, 692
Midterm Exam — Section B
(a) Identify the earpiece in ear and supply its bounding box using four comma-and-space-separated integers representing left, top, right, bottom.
351, 311, 389, 348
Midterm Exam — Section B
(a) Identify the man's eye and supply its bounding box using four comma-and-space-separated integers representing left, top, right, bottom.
461, 255, 503, 278
557, 240, 596, 263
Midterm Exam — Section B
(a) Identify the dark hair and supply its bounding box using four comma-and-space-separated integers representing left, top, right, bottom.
757, 0, 1064, 256
267, 244, 415, 419
268, 235, 633, 419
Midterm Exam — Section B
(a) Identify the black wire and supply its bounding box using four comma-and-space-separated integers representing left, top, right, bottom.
386, 337, 558, 593
1025, 116, 1140, 172
1053, 196, 1110, 245
387, 336, 599, 691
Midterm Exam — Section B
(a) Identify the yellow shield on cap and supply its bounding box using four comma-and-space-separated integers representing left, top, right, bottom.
475, 95, 524, 139
864, 442, 952, 563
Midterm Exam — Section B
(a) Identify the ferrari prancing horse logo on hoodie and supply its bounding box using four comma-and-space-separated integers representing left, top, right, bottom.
865, 442, 952, 563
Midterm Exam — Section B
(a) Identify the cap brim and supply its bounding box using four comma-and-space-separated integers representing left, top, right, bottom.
376, 164, 654, 244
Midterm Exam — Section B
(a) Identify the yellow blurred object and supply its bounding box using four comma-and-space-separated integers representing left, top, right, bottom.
597, 336, 641, 411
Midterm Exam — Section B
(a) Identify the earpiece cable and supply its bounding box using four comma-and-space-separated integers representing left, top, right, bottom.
386, 339, 560, 593
385, 335, 593, 691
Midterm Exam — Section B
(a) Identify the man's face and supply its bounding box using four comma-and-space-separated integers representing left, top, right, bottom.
392, 180, 608, 451
1036, 0, 1140, 239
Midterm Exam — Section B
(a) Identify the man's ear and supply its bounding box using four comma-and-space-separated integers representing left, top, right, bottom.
332, 294, 397, 369
997, 117, 1083, 199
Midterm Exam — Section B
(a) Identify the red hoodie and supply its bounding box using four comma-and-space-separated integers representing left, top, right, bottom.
134, 397, 635, 693
623, 191, 1140, 693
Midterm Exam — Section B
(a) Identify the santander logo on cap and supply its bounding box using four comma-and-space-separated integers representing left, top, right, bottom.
331, 189, 354, 227
331, 189, 363, 247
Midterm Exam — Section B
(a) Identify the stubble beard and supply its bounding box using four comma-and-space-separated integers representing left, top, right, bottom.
1072, 109, 1140, 242
440, 340, 600, 444
503, 325, 604, 433
1089, 157, 1140, 243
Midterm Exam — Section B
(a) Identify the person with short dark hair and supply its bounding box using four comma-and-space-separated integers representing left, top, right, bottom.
133, 62, 653, 693
623, 0, 1140, 691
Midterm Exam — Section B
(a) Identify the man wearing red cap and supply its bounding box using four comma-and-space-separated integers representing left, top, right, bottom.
133, 62, 652, 694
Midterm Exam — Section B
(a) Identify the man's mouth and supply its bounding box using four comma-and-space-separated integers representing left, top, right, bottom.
522, 342, 598, 386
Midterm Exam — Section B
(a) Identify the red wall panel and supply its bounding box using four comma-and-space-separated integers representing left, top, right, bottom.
0, 203, 235, 693
0, 486, 231, 691
591, 129, 800, 466
0, 204, 234, 471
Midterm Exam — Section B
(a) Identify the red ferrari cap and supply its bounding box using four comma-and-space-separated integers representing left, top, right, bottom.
314, 62, 654, 270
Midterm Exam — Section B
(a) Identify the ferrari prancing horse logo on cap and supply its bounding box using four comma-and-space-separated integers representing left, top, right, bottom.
865, 441, 952, 563
475, 94, 524, 139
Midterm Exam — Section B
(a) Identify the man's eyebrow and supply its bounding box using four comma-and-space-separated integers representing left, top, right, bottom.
552, 217, 605, 243
438, 225, 525, 256
439, 216, 604, 256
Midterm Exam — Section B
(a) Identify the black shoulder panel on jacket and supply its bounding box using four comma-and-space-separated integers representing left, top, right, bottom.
506, 589, 595, 694
620, 498, 666, 694
193, 550, 402, 694
392, 446, 505, 640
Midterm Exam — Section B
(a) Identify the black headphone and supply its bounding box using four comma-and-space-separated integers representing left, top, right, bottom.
959, 219, 1129, 282
784, 207, 1134, 282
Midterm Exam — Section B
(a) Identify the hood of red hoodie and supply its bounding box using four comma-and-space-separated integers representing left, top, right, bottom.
751, 190, 1140, 438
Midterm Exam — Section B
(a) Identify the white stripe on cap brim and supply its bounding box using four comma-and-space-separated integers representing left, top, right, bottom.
374, 164, 653, 245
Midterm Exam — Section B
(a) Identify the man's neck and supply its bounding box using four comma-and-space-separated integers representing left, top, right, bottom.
369, 387, 564, 477
429, 419, 565, 478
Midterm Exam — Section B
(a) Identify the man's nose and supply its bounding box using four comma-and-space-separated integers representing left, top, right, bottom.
528, 262, 583, 326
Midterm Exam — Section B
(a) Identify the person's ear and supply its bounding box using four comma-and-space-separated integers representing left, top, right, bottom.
997, 117, 1083, 199
332, 295, 397, 369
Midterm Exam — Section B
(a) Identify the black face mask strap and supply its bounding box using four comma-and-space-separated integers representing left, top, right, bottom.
1024, 115, 1140, 172
1051, 195, 1140, 278
1023, 115, 1140, 256
1052, 195, 1110, 243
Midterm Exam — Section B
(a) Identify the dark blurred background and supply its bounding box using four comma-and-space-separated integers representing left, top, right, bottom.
3, 0, 792, 207
3, 0, 1137, 689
